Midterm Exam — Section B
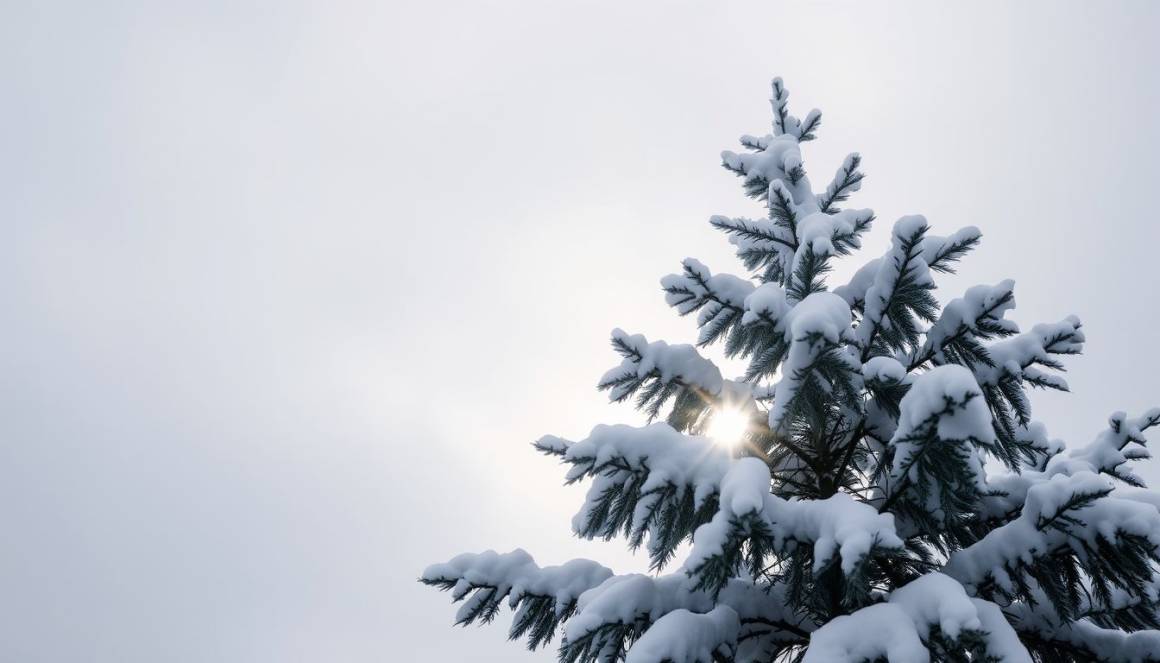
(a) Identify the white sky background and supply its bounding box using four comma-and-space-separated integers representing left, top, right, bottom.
3, 1, 1160, 661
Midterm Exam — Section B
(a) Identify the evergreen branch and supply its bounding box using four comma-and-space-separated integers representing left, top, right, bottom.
771, 78, 791, 136
710, 215, 798, 252
768, 180, 800, 239
818, 153, 863, 214
856, 219, 935, 362
797, 109, 822, 142
740, 617, 812, 641
827, 417, 867, 497
925, 230, 982, 274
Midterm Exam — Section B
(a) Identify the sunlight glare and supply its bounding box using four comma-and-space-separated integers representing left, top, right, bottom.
706, 407, 750, 449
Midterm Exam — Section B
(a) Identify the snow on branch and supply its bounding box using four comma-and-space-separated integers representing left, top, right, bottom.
562, 573, 699, 662
766, 292, 859, 431
623, 606, 739, 663
722, 135, 811, 204
882, 366, 993, 534
1050, 408, 1160, 486
710, 214, 797, 284
802, 573, 1031, 663
921, 226, 982, 274
1009, 602, 1160, 663
786, 209, 874, 303
946, 470, 1160, 616
537, 423, 733, 569
421, 549, 613, 650
817, 153, 864, 214
561, 572, 809, 663
980, 408, 1160, 526
977, 315, 1085, 391
722, 79, 825, 205
833, 256, 882, 313
935, 315, 1083, 469
662, 258, 755, 348
853, 216, 938, 360
765, 78, 821, 143
913, 280, 1019, 370
684, 458, 902, 596
597, 328, 732, 427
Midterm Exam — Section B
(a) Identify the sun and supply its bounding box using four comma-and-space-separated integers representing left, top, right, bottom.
706, 407, 751, 449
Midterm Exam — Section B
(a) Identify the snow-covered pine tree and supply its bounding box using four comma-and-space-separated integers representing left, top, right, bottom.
420, 78, 1160, 662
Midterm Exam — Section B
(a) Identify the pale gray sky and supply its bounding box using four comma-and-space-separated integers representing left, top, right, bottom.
3, 1, 1160, 661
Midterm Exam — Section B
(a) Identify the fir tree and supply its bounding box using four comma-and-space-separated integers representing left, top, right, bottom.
420, 78, 1160, 662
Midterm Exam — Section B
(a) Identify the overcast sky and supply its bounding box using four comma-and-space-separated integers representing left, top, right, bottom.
4, 1, 1160, 661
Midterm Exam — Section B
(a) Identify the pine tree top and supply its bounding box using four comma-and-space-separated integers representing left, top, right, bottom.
422, 77, 1160, 663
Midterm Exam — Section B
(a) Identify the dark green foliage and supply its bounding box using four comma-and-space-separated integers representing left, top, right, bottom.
512, 596, 580, 651
877, 390, 989, 548
786, 211, 872, 303
559, 620, 647, 663
924, 627, 1003, 663
685, 514, 775, 596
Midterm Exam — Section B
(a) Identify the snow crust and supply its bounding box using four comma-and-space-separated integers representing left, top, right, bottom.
863, 356, 907, 384
833, 256, 882, 309
624, 606, 739, 663
893, 365, 993, 447
741, 282, 789, 326
803, 574, 1030, 663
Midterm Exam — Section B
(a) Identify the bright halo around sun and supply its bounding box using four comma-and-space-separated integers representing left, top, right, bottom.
706, 407, 750, 450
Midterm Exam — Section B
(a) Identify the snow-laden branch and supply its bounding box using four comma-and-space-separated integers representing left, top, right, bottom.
762, 292, 859, 431
537, 423, 733, 568
421, 550, 613, 650
561, 571, 810, 663
880, 365, 993, 528
946, 470, 1160, 596
662, 258, 755, 349
683, 458, 901, 594
817, 153, 864, 214
852, 216, 938, 360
